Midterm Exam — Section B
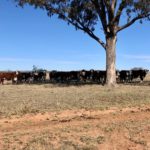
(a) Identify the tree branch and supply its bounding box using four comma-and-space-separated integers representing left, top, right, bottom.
91, 0, 108, 34
103, 0, 115, 23
117, 13, 150, 32
103, 0, 118, 34
75, 18, 106, 49
113, 0, 126, 25
44, 1, 106, 49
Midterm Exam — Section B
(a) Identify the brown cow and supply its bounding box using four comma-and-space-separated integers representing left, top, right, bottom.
0, 72, 18, 85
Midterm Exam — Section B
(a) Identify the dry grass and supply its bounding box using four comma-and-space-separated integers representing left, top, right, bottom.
0, 79, 150, 117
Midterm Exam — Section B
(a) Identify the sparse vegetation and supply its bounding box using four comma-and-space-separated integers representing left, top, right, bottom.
0, 74, 150, 149
0, 82, 150, 117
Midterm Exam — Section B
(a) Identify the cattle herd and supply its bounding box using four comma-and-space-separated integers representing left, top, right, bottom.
0, 69, 149, 85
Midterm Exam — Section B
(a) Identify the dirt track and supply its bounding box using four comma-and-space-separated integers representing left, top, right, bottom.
0, 106, 150, 150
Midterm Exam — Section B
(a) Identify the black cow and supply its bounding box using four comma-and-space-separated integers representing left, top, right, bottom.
119, 70, 132, 83
49, 71, 70, 83
131, 69, 149, 81
17, 72, 33, 83
79, 70, 93, 82
33, 71, 46, 82
68, 71, 80, 82
49, 71, 57, 82
90, 70, 100, 82
85, 70, 106, 84
98, 70, 106, 84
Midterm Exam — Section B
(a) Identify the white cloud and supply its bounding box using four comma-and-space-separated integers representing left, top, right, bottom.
121, 54, 150, 62
0, 57, 79, 65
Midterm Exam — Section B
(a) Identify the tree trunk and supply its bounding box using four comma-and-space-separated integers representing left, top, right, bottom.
105, 35, 117, 87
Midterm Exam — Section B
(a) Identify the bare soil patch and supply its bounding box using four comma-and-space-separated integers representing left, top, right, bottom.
0, 107, 150, 150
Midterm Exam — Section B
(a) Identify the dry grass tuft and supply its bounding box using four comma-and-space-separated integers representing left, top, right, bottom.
0, 81, 150, 117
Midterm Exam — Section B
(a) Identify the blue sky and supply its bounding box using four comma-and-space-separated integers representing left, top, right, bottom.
0, 0, 150, 71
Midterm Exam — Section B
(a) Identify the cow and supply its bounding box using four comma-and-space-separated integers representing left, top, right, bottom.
33, 71, 46, 83
49, 71, 70, 83
59, 71, 71, 82
98, 70, 106, 84
131, 69, 149, 82
49, 70, 57, 82
90, 70, 106, 84
17, 71, 33, 83
0, 78, 4, 85
0, 71, 19, 84
119, 70, 132, 83
68, 71, 80, 82
79, 70, 93, 82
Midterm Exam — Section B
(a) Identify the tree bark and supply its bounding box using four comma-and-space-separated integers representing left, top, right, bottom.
105, 35, 117, 87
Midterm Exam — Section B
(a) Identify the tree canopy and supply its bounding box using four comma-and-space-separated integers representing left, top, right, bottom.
16, 0, 150, 49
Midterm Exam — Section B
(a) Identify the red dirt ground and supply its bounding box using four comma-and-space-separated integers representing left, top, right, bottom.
0, 106, 150, 150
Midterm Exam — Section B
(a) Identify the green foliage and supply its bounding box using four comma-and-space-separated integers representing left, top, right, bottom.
15, 0, 150, 48
32, 65, 46, 72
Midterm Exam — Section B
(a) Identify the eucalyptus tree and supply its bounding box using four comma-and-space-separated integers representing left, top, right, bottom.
16, 0, 150, 86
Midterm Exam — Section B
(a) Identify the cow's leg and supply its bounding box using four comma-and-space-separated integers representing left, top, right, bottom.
140, 76, 144, 83
1, 79, 4, 85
